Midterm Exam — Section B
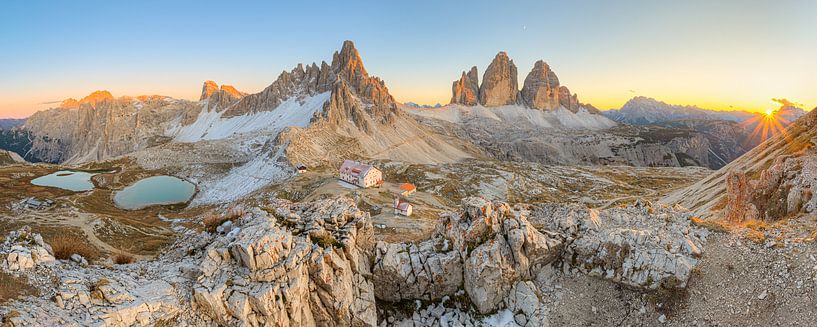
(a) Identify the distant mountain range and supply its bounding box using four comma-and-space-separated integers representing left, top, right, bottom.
403, 102, 442, 109
602, 96, 805, 126
0, 118, 25, 130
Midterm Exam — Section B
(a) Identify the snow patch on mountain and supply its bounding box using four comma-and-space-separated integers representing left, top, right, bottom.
402, 104, 616, 130
169, 92, 330, 142
190, 144, 293, 206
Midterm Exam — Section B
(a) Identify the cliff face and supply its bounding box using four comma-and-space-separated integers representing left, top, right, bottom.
23, 94, 198, 163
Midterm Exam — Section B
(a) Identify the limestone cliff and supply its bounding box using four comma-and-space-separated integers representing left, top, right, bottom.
23, 92, 198, 163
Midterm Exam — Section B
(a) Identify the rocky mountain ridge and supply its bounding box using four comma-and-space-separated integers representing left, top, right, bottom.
603, 96, 806, 128
603, 96, 753, 124
451, 52, 594, 113
22, 93, 198, 163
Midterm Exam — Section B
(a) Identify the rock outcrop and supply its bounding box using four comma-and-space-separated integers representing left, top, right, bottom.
200, 80, 220, 100
558, 86, 580, 112
1, 227, 55, 271
0, 198, 378, 326
373, 197, 562, 315
724, 155, 817, 222
478, 52, 519, 107
373, 197, 705, 325
450, 66, 480, 106
193, 198, 376, 326
531, 202, 706, 290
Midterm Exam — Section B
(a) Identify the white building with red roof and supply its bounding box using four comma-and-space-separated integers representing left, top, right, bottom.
393, 197, 413, 216
338, 160, 383, 188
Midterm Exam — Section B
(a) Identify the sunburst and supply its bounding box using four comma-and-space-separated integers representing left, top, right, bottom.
740, 109, 792, 148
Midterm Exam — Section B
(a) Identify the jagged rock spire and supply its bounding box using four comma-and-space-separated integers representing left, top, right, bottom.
332, 40, 369, 82
520, 60, 561, 110
451, 66, 479, 106
479, 52, 519, 107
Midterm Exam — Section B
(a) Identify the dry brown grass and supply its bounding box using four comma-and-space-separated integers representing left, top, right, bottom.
745, 229, 767, 244
0, 270, 37, 304
690, 216, 730, 233
743, 219, 769, 231
112, 252, 135, 265
203, 207, 246, 233
50, 235, 98, 263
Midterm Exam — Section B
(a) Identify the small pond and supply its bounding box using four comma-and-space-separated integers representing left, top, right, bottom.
113, 176, 196, 210
31, 170, 97, 192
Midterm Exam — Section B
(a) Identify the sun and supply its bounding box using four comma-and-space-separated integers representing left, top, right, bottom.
765, 109, 774, 117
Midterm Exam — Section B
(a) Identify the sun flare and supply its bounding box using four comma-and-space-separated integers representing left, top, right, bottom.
765, 109, 774, 117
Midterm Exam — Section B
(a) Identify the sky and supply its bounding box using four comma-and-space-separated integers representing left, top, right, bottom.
1, 0, 815, 118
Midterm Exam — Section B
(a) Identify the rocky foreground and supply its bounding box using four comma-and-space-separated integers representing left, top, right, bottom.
0, 197, 706, 326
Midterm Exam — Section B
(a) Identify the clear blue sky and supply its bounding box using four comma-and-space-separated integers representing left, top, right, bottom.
1, 0, 815, 118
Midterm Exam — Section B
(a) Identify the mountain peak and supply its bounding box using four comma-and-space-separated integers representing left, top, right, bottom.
219, 85, 245, 98
59, 98, 80, 109
332, 40, 368, 82
200, 80, 219, 100
199, 80, 246, 110
479, 51, 518, 106
223, 40, 396, 123
521, 59, 562, 110
451, 66, 479, 105
80, 90, 114, 105
58, 90, 113, 109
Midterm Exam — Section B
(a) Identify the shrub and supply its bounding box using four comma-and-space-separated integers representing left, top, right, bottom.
112, 252, 135, 265
50, 235, 97, 262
